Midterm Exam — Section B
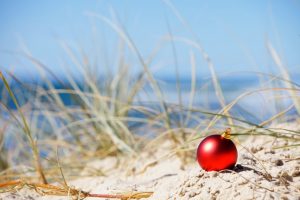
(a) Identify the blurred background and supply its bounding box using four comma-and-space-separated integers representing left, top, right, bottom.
1, 0, 300, 117
1, 0, 299, 79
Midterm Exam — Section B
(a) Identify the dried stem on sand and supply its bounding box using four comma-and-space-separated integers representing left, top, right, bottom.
0, 179, 153, 199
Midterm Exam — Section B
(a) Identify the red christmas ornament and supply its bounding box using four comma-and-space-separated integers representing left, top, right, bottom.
197, 128, 238, 171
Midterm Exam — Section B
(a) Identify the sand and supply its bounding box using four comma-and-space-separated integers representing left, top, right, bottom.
1, 124, 300, 200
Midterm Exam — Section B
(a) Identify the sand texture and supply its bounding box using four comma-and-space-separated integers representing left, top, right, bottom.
1, 126, 300, 200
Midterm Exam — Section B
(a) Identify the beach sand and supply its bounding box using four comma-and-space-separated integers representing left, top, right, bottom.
1, 123, 300, 200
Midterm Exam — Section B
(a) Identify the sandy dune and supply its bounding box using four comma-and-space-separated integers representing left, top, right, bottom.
1, 125, 300, 200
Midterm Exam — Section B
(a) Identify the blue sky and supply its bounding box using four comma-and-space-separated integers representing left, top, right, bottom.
0, 0, 299, 80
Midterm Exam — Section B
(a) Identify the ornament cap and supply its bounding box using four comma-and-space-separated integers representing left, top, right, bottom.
221, 128, 231, 139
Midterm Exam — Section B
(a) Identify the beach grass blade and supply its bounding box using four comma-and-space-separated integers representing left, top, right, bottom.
0, 71, 47, 184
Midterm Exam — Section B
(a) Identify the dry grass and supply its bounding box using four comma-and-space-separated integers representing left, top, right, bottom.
0, 179, 152, 199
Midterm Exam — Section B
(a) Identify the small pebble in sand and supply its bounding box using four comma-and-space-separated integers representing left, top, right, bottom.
234, 192, 240, 197
274, 181, 280, 186
210, 172, 218, 178
281, 196, 288, 200
268, 150, 275, 154
280, 171, 293, 182
269, 193, 275, 199
275, 159, 284, 166
250, 146, 263, 153
292, 169, 300, 177
188, 191, 196, 198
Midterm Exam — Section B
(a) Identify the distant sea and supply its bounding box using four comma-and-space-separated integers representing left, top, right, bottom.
1, 74, 299, 125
